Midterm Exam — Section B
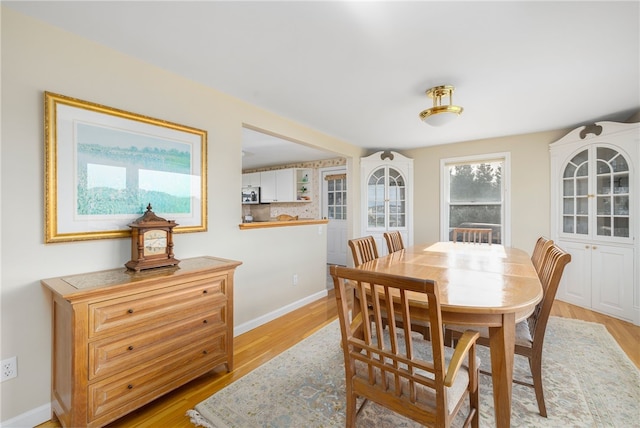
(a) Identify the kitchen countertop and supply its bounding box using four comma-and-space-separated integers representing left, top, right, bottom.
238, 218, 329, 230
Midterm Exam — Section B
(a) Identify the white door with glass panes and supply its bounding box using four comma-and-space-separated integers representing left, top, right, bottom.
361, 151, 413, 256
550, 121, 638, 324
323, 168, 348, 266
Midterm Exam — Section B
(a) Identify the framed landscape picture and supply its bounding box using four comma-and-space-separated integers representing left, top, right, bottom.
44, 92, 207, 243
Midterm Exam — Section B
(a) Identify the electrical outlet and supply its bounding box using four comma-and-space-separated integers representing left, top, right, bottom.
292, 274, 298, 286
1, 356, 17, 382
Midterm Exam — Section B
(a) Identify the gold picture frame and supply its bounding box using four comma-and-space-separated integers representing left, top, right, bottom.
44, 92, 207, 243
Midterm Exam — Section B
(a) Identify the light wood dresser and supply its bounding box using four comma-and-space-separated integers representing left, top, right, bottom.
41, 256, 242, 428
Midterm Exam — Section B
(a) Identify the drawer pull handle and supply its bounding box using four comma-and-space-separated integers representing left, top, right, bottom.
128, 346, 134, 351
203, 350, 208, 355
127, 384, 133, 390
202, 290, 208, 294
203, 319, 208, 324
127, 309, 134, 314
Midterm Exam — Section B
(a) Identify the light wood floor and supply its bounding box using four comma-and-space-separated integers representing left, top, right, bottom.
38, 292, 639, 428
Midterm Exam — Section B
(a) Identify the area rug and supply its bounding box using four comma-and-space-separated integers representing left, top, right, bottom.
187, 317, 640, 427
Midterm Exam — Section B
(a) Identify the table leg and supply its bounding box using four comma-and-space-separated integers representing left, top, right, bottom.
488, 312, 516, 427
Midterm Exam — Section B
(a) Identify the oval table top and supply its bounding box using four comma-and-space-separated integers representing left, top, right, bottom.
357, 241, 543, 322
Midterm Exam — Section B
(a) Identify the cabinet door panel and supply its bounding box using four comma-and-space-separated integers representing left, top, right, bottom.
556, 240, 592, 308
275, 168, 295, 202
591, 246, 634, 321
260, 170, 277, 202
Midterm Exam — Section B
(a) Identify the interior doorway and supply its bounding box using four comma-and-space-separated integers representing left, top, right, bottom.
321, 167, 348, 266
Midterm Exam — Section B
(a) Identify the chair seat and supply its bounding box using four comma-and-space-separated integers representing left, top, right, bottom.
446, 320, 533, 348
355, 328, 481, 414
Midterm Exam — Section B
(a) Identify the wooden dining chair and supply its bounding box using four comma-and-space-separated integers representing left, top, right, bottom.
452, 228, 492, 244
383, 231, 405, 253
445, 244, 571, 417
348, 236, 379, 267
350, 235, 431, 339
330, 265, 480, 428
531, 236, 554, 276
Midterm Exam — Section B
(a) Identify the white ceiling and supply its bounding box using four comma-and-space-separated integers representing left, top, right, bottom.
6, 1, 639, 169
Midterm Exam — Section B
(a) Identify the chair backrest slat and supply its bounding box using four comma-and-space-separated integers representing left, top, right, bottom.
384, 231, 405, 253
531, 236, 554, 276
528, 244, 571, 345
348, 236, 379, 267
452, 227, 492, 244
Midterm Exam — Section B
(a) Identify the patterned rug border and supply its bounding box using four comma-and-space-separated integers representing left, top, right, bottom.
187, 316, 640, 428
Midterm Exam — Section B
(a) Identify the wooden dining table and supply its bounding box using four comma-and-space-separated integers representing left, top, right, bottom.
355, 241, 543, 428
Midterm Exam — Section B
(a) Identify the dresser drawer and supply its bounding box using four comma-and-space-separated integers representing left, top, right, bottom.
89, 307, 226, 380
89, 275, 227, 338
88, 330, 227, 422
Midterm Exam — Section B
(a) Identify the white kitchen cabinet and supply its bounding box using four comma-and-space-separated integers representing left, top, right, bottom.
550, 121, 639, 324
361, 151, 413, 256
260, 169, 295, 203
259, 168, 312, 203
242, 172, 261, 188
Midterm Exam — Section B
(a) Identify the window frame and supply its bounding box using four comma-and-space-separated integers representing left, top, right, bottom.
440, 152, 511, 246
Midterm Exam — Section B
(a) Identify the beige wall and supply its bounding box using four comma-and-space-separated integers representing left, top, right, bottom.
405, 129, 570, 253
0, 5, 603, 425
0, 7, 363, 423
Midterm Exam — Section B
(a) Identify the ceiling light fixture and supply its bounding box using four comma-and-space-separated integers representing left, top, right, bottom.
419, 85, 463, 126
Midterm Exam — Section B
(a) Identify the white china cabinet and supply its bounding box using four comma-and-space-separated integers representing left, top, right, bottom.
550, 121, 639, 324
360, 151, 413, 256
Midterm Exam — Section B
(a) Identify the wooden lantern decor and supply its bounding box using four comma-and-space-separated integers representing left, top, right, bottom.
125, 204, 180, 271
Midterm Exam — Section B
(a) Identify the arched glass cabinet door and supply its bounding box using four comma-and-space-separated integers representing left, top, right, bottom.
562, 146, 631, 238
562, 149, 589, 235
595, 147, 630, 238
367, 166, 406, 229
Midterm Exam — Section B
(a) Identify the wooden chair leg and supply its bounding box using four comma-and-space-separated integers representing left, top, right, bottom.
346, 388, 357, 427
470, 376, 480, 428
529, 354, 547, 417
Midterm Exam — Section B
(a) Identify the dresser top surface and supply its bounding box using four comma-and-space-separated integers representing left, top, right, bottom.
41, 256, 242, 297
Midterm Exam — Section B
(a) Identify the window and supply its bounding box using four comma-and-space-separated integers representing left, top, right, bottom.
327, 174, 347, 220
440, 153, 510, 245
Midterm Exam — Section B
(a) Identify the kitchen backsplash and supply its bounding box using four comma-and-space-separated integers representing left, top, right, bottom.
242, 157, 346, 221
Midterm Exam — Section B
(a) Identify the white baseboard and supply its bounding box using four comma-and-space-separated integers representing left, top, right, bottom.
234, 289, 328, 336
1, 403, 50, 428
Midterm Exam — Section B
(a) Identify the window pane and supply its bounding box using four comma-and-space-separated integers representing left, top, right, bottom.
563, 216, 574, 233
611, 155, 628, 172
449, 163, 502, 203
614, 196, 629, 215
563, 179, 574, 196
576, 216, 588, 234
597, 175, 611, 194
571, 150, 588, 166
597, 160, 611, 175
597, 217, 611, 236
576, 178, 588, 195
563, 198, 574, 214
576, 163, 588, 177
614, 174, 629, 193
563, 163, 576, 178
614, 217, 629, 237
576, 197, 588, 215
597, 196, 611, 215
449, 205, 502, 227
